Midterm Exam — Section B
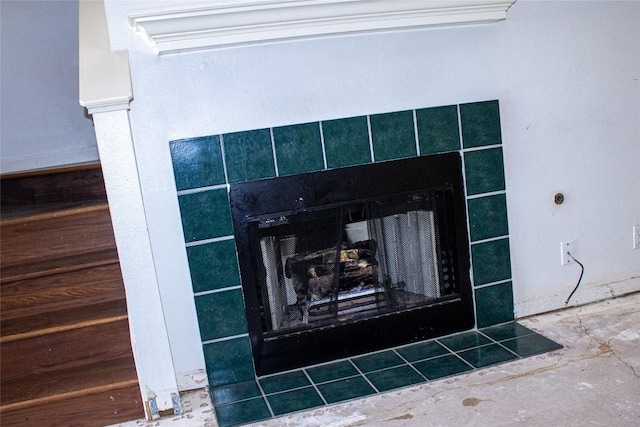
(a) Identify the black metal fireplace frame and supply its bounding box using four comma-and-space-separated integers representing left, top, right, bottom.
229, 152, 473, 376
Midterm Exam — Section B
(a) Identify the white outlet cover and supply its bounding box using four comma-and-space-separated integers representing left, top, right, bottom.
561, 241, 575, 265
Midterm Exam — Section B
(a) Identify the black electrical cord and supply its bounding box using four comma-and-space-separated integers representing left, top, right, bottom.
564, 251, 584, 306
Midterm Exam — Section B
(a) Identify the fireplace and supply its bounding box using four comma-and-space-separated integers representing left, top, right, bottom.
230, 152, 473, 375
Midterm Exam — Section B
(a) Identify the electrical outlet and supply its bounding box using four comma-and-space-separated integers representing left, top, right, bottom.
560, 241, 574, 265
634, 225, 640, 250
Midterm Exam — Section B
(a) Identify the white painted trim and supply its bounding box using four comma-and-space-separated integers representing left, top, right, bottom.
79, 0, 132, 114
93, 110, 180, 419
128, 0, 517, 54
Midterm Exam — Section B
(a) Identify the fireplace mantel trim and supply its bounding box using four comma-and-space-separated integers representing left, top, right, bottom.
128, 0, 516, 55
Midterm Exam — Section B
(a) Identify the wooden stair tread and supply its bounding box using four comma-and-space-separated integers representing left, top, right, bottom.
1, 317, 134, 383
0, 200, 107, 222
0, 356, 139, 409
0, 381, 143, 427
1, 263, 126, 320
1, 300, 129, 343
1, 247, 120, 283
1, 204, 116, 269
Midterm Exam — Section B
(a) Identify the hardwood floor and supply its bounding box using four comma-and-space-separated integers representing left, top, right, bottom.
0, 165, 144, 426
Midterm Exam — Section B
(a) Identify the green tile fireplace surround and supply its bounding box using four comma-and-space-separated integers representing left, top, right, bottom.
170, 100, 522, 423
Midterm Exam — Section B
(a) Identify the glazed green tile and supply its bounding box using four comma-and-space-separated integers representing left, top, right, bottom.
370, 110, 417, 162
480, 322, 535, 342
306, 360, 359, 384
214, 397, 271, 427
460, 100, 502, 148
464, 147, 506, 196
273, 123, 324, 176
186, 239, 240, 293
203, 336, 255, 387
467, 194, 509, 242
396, 340, 450, 363
170, 135, 225, 191
223, 129, 276, 183
438, 331, 491, 352
416, 105, 460, 155
322, 116, 371, 169
259, 370, 310, 394
501, 333, 562, 357
316, 376, 375, 404
352, 350, 404, 373
211, 380, 261, 406
266, 386, 324, 416
412, 354, 473, 380
475, 282, 515, 328
471, 238, 512, 286
365, 365, 424, 392
178, 189, 233, 243
458, 343, 517, 368
195, 289, 247, 341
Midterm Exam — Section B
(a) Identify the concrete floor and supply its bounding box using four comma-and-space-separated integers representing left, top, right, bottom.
113, 292, 640, 427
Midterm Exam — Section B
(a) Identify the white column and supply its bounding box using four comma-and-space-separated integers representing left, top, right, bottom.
79, 0, 179, 419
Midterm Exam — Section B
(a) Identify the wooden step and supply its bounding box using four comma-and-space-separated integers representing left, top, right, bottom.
0, 356, 138, 409
0, 371, 143, 427
1, 300, 128, 344
1, 164, 106, 208
1, 317, 135, 383
0, 166, 143, 426
1, 247, 120, 284
1, 204, 117, 270
1, 262, 126, 321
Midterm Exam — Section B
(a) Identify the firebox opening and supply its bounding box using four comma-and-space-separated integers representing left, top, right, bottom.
256, 189, 460, 338
230, 152, 474, 376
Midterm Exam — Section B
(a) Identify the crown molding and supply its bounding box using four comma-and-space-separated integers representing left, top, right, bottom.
128, 0, 516, 55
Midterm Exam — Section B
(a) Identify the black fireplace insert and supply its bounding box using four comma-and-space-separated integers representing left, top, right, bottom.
229, 152, 474, 375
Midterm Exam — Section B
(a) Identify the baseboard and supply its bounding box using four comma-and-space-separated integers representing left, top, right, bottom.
0, 146, 99, 176
514, 274, 640, 319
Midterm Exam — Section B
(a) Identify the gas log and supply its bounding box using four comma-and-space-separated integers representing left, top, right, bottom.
285, 240, 378, 300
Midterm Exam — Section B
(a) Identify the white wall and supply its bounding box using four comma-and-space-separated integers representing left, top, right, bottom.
0, 1, 99, 174
103, 0, 640, 386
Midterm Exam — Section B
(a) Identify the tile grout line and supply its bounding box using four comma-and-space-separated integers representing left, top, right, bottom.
347, 359, 380, 394
474, 278, 512, 290
201, 333, 249, 346
185, 235, 234, 247
366, 115, 375, 163
392, 349, 430, 383
255, 377, 276, 418
218, 134, 230, 185
466, 190, 507, 200
177, 183, 227, 196
318, 121, 328, 170
301, 369, 329, 405
461, 143, 503, 153
194, 285, 242, 297
435, 339, 477, 370
412, 109, 421, 156
470, 235, 510, 246
270, 127, 279, 177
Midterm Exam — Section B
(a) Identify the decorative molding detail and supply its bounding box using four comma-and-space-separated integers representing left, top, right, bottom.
79, 0, 133, 114
129, 0, 517, 55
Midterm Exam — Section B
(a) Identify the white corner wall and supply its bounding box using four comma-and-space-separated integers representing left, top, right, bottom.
102, 0, 640, 387
0, 1, 99, 174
